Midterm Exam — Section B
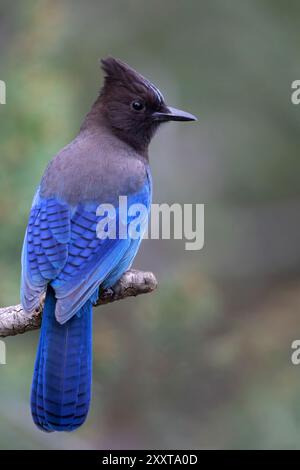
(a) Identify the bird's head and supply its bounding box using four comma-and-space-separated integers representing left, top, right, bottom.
95, 57, 197, 153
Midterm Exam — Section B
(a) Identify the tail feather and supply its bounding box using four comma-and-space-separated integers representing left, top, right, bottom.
31, 324, 51, 431
31, 287, 92, 432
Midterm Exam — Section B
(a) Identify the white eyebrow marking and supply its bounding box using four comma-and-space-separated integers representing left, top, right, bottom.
144, 80, 165, 105
151, 83, 164, 104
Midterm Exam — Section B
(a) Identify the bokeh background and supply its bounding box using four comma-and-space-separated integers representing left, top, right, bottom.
0, 0, 300, 450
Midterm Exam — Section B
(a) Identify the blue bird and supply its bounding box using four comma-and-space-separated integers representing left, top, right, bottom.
21, 57, 197, 432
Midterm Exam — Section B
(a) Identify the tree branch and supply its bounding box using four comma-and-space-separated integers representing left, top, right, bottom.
0, 270, 157, 338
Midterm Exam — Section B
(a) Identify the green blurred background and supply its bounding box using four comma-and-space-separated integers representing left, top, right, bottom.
1, 0, 300, 449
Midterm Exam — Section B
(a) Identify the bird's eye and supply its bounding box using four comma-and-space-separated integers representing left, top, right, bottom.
131, 100, 145, 112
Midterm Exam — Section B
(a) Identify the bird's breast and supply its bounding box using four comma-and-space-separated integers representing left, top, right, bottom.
40, 134, 149, 206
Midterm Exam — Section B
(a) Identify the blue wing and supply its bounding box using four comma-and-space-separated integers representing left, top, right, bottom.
21, 194, 70, 312
21, 175, 151, 324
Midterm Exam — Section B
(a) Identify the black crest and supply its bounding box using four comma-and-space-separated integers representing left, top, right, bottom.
100, 57, 165, 106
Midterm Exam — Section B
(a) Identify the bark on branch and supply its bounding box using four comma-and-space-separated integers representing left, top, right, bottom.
0, 270, 157, 338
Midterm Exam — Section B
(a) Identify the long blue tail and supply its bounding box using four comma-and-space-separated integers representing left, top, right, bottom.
31, 287, 92, 432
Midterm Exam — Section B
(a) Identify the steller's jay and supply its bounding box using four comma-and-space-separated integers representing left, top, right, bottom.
21, 57, 196, 432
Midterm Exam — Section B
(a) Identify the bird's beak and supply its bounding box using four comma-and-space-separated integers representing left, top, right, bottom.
152, 106, 197, 122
